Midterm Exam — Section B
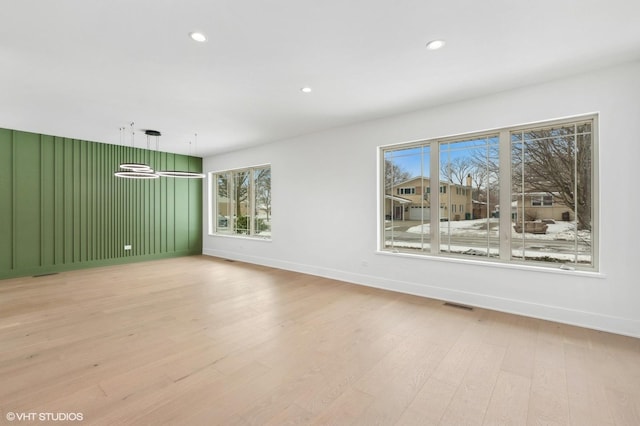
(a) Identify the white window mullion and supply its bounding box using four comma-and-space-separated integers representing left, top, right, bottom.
208, 173, 214, 234
430, 142, 439, 254
573, 124, 579, 265
420, 148, 425, 251
248, 169, 254, 236
230, 172, 236, 233
499, 130, 511, 261
485, 137, 491, 257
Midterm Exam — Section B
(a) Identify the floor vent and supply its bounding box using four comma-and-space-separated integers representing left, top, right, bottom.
33, 272, 58, 278
443, 302, 474, 311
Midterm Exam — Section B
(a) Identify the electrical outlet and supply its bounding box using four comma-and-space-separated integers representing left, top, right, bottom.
124, 245, 132, 250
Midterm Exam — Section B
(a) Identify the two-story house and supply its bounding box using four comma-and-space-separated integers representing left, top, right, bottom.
385, 176, 473, 221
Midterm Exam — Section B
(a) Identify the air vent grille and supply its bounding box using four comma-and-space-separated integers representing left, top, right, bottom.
443, 302, 474, 311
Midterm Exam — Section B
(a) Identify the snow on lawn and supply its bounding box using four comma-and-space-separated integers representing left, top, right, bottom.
386, 218, 592, 264
404, 218, 590, 242
384, 239, 592, 264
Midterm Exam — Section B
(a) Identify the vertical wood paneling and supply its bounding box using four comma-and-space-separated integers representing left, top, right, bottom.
154, 150, 161, 254
189, 156, 203, 250
54, 136, 65, 265
174, 155, 189, 252
0, 129, 13, 271
41, 135, 55, 267
0, 128, 203, 279
14, 132, 41, 269
166, 153, 175, 252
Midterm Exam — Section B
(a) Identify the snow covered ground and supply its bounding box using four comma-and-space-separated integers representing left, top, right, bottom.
402, 218, 590, 242
384, 218, 592, 264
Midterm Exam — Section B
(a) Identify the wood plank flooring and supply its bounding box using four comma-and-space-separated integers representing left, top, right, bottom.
1, 256, 639, 425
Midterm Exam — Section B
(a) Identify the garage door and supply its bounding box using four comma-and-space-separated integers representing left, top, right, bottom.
409, 206, 430, 220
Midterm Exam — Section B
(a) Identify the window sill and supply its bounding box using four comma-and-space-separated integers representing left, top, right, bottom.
207, 233, 271, 242
375, 249, 605, 278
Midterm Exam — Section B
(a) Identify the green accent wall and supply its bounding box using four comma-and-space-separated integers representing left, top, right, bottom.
0, 128, 202, 279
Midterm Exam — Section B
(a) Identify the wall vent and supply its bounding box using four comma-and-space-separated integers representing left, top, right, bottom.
32, 272, 58, 278
443, 302, 474, 311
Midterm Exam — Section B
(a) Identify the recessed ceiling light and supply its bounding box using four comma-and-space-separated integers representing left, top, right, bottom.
426, 39, 446, 50
189, 32, 207, 42
301, 87, 312, 93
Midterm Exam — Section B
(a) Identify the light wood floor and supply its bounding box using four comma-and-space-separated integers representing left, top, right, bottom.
1, 256, 639, 425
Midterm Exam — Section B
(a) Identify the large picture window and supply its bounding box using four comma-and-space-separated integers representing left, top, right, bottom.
381, 116, 597, 271
209, 165, 271, 238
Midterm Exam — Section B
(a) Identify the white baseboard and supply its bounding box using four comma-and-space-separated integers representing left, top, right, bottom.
202, 248, 640, 338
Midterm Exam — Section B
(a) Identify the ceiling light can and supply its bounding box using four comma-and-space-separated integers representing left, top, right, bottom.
189, 32, 207, 42
426, 39, 446, 50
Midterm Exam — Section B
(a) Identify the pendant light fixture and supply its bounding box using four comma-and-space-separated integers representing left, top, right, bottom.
114, 123, 158, 179
114, 126, 204, 179
155, 133, 205, 179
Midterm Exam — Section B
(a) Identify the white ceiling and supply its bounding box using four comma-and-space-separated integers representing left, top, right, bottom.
2, 0, 639, 157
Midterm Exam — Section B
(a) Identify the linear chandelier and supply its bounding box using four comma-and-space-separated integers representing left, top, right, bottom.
114, 124, 204, 179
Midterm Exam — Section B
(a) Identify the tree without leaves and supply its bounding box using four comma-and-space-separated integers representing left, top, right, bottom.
442, 149, 500, 218
216, 171, 251, 233
468, 145, 500, 216
512, 124, 592, 230
384, 159, 412, 191
440, 156, 473, 186
218, 169, 271, 231
255, 168, 271, 220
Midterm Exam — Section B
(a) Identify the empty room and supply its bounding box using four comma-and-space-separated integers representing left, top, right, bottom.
1, 1, 639, 425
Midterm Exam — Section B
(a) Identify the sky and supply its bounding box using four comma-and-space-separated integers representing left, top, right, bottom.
385, 135, 499, 180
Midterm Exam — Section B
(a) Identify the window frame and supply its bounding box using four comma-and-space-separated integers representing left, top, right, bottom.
208, 164, 271, 239
379, 115, 599, 272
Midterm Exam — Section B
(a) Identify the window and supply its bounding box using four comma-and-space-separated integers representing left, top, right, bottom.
381, 115, 597, 270
531, 195, 553, 207
384, 146, 430, 249
209, 165, 271, 238
511, 120, 594, 266
397, 187, 416, 195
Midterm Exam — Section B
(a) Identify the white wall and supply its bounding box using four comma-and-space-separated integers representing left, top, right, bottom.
203, 61, 640, 338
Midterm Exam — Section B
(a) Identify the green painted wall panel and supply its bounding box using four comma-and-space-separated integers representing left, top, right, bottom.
14, 132, 42, 269
53, 136, 65, 265
165, 154, 176, 253
0, 129, 13, 271
41, 135, 55, 267
0, 128, 202, 279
